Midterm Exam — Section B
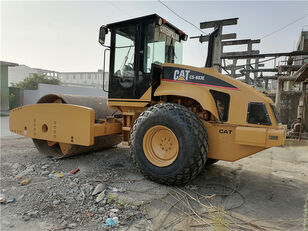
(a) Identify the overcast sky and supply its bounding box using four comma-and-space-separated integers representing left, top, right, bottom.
1, 1, 307, 72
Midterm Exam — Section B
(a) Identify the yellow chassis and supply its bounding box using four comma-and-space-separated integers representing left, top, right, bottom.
10, 103, 285, 162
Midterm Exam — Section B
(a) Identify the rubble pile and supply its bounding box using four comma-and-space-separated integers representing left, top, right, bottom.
0, 147, 154, 231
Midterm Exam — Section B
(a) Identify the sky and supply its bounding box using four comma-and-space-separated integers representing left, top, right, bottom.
1, 1, 307, 72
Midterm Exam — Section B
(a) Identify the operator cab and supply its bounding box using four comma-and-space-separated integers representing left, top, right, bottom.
99, 14, 188, 99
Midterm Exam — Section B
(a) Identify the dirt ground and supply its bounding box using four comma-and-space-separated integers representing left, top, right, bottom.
1, 134, 308, 231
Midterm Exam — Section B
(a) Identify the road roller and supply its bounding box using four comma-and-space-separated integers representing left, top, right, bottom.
10, 14, 286, 185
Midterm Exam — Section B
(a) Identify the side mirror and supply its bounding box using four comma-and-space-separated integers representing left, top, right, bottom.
99, 26, 108, 45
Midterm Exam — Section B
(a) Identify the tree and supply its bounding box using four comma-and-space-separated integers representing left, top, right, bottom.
12, 73, 61, 90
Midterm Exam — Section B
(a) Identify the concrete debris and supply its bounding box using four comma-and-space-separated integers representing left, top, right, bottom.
69, 182, 76, 188
22, 215, 30, 222
95, 190, 106, 203
81, 183, 93, 195
111, 187, 125, 193
27, 210, 40, 218
16, 165, 35, 178
110, 208, 119, 213
92, 183, 106, 196
11, 163, 21, 170
41, 164, 49, 170
53, 199, 61, 206
0, 194, 6, 203
17, 194, 24, 200
41, 170, 49, 176
98, 207, 105, 213
67, 223, 77, 229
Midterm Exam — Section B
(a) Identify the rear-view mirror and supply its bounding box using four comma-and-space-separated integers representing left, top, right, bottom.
99, 26, 108, 45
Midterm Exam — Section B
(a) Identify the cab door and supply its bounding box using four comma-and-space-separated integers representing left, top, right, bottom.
109, 24, 138, 99
109, 20, 155, 100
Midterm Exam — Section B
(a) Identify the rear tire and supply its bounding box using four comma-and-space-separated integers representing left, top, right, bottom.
130, 103, 208, 185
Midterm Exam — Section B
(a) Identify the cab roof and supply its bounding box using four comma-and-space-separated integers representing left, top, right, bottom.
106, 14, 187, 38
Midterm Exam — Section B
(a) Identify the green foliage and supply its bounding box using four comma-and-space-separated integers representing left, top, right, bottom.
107, 194, 116, 204
12, 73, 61, 90
9, 93, 16, 109
116, 200, 124, 206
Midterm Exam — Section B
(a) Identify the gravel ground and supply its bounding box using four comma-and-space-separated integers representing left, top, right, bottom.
1, 136, 308, 231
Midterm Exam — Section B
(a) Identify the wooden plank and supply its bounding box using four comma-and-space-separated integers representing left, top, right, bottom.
222, 39, 261, 46
222, 50, 260, 57
224, 66, 243, 70
200, 18, 239, 29
199, 33, 236, 42
221, 50, 308, 59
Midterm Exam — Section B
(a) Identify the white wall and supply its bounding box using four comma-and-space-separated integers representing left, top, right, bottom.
23, 83, 107, 105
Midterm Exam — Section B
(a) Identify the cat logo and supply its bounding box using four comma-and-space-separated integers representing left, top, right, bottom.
219, 129, 232, 134
173, 69, 190, 81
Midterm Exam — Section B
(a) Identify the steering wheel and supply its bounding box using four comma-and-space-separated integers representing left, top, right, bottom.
124, 63, 134, 71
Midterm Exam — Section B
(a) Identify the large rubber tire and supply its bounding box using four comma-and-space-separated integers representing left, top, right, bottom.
130, 103, 208, 185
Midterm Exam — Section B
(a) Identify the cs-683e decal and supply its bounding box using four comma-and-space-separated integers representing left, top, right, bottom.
162, 67, 240, 91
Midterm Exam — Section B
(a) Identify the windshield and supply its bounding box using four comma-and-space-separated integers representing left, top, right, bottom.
144, 23, 183, 73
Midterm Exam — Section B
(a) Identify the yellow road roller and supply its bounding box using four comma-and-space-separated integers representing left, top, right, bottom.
10, 14, 286, 185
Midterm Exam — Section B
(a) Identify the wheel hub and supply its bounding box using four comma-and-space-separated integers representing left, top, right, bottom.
143, 125, 179, 167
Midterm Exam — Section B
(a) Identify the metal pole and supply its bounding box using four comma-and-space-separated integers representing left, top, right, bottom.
213, 24, 222, 72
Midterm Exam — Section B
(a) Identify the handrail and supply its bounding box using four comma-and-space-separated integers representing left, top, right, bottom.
102, 48, 110, 92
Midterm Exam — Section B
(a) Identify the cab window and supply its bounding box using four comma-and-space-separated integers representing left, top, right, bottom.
247, 102, 271, 125
210, 90, 230, 122
114, 25, 136, 77
143, 23, 183, 73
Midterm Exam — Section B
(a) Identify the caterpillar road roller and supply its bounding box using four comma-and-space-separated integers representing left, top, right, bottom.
10, 14, 286, 185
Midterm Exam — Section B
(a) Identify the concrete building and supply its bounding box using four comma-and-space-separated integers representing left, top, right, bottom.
1, 61, 18, 114
8, 65, 58, 86
8, 65, 108, 90
295, 30, 308, 65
